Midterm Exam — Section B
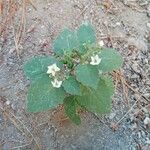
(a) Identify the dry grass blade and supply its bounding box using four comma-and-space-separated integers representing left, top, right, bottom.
114, 70, 149, 103
0, 0, 18, 36
13, 0, 26, 56
10, 141, 33, 150
114, 70, 129, 106
27, 0, 37, 10
0, 97, 41, 150
112, 70, 150, 126
4, 111, 41, 149
76, 1, 91, 20
124, 81, 150, 103
116, 98, 139, 125
1, 0, 36, 56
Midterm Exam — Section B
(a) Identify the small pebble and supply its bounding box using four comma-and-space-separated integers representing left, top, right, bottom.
131, 123, 137, 130
41, 25, 45, 28
139, 1, 148, 6
5, 100, 11, 106
143, 93, 150, 98
137, 131, 141, 138
142, 107, 148, 114
143, 117, 150, 125
98, 40, 104, 47
109, 112, 116, 120
145, 138, 150, 144
116, 22, 121, 26
146, 22, 150, 28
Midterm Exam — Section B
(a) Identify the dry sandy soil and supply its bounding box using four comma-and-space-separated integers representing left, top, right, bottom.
0, 0, 150, 149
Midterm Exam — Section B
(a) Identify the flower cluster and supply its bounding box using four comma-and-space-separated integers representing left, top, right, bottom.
47, 63, 62, 88
47, 54, 102, 89
47, 39, 104, 89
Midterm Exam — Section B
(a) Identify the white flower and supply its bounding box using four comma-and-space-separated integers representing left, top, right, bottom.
51, 78, 62, 88
98, 40, 104, 47
47, 63, 60, 76
90, 55, 102, 65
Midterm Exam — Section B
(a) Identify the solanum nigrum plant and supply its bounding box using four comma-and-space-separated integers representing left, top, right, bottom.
23, 22, 123, 125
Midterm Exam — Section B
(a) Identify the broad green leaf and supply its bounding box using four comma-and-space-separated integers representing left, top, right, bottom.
76, 76, 114, 113
53, 29, 79, 56
64, 96, 81, 125
62, 76, 82, 96
77, 23, 96, 53
23, 56, 62, 81
53, 23, 96, 55
27, 75, 65, 112
98, 48, 123, 72
75, 64, 99, 89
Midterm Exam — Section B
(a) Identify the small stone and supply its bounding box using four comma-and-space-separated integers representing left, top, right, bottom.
145, 138, 150, 144
98, 40, 104, 47
143, 117, 150, 125
146, 22, 150, 28
143, 58, 148, 64
130, 115, 135, 122
142, 107, 148, 114
116, 22, 121, 26
27, 8, 32, 12
109, 112, 116, 119
131, 74, 138, 79
139, 1, 148, 6
132, 63, 140, 73
9, 48, 15, 54
11, 103, 16, 110
137, 131, 141, 138
5, 100, 11, 105
131, 123, 137, 130
143, 93, 150, 98
41, 25, 45, 28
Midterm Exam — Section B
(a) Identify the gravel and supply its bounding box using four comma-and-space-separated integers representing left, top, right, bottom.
0, 0, 150, 149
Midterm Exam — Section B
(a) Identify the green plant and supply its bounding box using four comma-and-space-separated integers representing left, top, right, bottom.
23, 22, 123, 125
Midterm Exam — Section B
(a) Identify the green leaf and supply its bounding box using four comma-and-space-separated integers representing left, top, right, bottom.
53, 29, 79, 56
98, 48, 123, 72
63, 76, 82, 96
64, 96, 81, 125
27, 75, 65, 112
75, 64, 99, 89
77, 23, 96, 53
52, 23, 96, 55
23, 56, 62, 81
76, 76, 114, 113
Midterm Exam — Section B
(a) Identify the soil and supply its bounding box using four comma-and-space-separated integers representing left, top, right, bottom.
0, 0, 150, 149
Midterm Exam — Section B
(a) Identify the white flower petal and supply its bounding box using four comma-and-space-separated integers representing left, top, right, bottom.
47, 69, 51, 74
90, 57, 94, 63
51, 79, 62, 88
53, 63, 60, 72
90, 55, 102, 65
47, 63, 60, 76
51, 71, 56, 76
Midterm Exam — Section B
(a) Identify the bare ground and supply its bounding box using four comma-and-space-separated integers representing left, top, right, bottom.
0, 0, 150, 149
